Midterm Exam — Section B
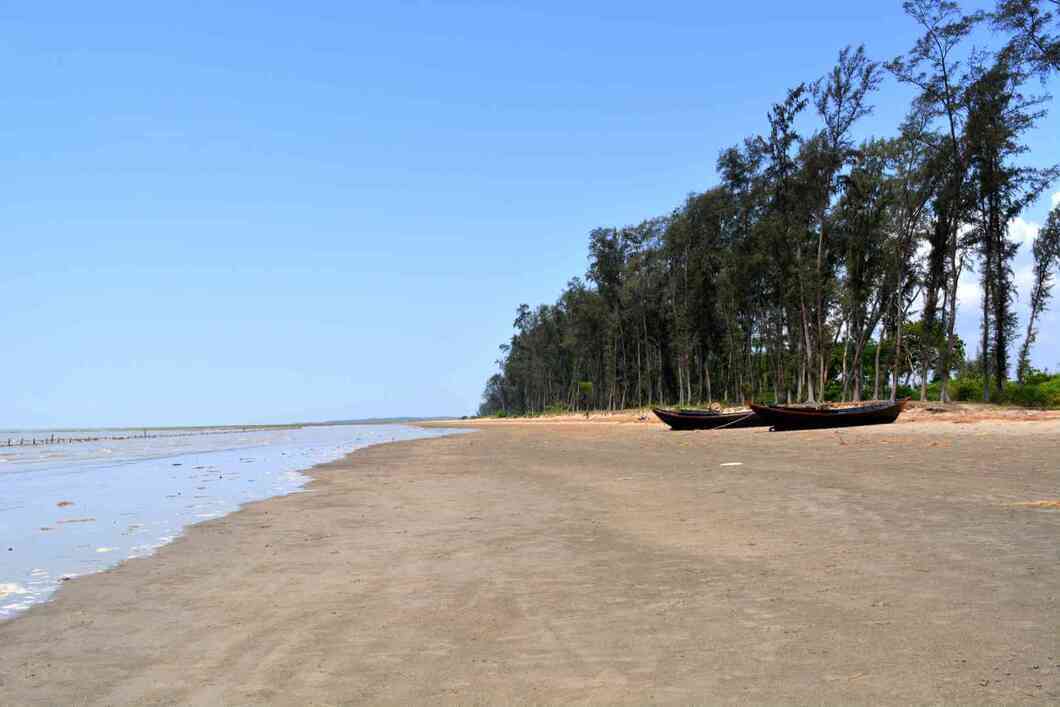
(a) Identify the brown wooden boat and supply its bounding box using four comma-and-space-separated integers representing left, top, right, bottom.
748, 399, 908, 431
652, 407, 765, 431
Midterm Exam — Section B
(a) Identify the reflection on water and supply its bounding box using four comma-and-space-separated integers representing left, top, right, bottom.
0, 423, 465, 619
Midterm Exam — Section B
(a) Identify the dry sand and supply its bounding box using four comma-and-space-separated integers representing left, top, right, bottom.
1, 414, 1059, 704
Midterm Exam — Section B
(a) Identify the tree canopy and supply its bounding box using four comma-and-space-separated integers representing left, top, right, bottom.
479, 0, 1060, 416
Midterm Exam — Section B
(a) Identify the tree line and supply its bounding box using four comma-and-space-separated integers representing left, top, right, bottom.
480, 0, 1060, 416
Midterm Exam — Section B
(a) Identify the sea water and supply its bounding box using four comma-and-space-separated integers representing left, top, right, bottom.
0, 423, 463, 619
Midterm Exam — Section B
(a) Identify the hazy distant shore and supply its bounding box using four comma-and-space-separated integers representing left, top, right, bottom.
2, 417, 1058, 703
1, 416, 455, 436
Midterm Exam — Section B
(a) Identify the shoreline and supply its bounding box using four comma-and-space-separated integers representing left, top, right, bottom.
2, 419, 1058, 703
0, 424, 463, 621
449, 400, 1060, 428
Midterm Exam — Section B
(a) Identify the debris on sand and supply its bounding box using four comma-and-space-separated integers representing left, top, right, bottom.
1015, 500, 1060, 509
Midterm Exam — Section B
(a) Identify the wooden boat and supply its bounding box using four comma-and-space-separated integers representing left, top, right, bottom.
748, 399, 908, 431
652, 407, 764, 431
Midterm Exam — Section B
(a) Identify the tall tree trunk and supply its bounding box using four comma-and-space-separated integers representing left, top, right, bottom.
840, 321, 851, 402
981, 207, 994, 403
939, 246, 967, 403
873, 329, 882, 401
705, 358, 713, 405
989, 188, 1009, 395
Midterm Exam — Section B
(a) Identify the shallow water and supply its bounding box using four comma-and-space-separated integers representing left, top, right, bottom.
0, 423, 463, 619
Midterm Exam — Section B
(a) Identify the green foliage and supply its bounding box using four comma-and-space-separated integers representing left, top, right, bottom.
999, 374, 1060, 407
922, 371, 1060, 407
950, 376, 986, 402
894, 384, 918, 399
1021, 367, 1054, 385
992, 0, 1060, 78
924, 374, 987, 401
1018, 206, 1060, 381
475, 1, 1058, 417
822, 382, 845, 402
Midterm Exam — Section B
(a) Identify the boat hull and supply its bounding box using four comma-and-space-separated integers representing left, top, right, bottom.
748, 400, 908, 431
652, 408, 764, 431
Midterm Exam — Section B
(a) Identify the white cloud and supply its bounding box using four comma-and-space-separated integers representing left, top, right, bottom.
945, 205, 1060, 368
930, 217, 1036, 317
1009, 216, 1040, 247
957, 261, 982, 308
1014, 264, 1035, 292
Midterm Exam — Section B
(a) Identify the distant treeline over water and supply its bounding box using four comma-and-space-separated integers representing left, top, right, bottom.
480, 0, 1060, 416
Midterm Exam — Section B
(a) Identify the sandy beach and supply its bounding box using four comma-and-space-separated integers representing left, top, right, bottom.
2, 414, 1059, 704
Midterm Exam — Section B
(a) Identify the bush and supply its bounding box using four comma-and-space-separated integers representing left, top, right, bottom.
949, 376, 985, 402
1042, 377, 1060, 407
999, 375, 1060, 408
822, 381, 844, 402
924, 372, 1060, 407
858, 372, 1060, 407
1000, 383, 1046, 407
894, 384, 918, 399
1021, 368, 1054, 386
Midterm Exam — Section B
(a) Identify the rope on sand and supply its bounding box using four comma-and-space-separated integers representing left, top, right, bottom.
712, 412, 755, 431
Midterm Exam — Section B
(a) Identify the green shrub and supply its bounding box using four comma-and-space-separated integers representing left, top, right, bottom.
1022, 368, 1054, 386
1000, 375, 1060, 407
1000, 383, 1045, 407
822, 381, 844, 402
917, 376, 989, 402
895, 384, 917, 398
949, 376, 985, 402
838, 373, 1060, 407
1043, 377, 1060, 407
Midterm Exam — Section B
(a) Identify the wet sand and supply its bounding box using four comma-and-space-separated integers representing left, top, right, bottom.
1, 416, 1059, 704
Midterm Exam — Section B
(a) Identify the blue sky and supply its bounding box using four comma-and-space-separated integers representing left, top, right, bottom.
3, 1, 1058, 427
